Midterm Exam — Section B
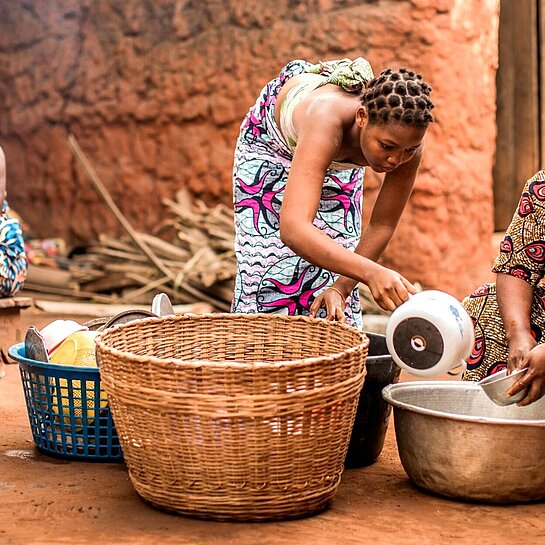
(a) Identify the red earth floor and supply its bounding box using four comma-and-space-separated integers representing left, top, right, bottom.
1, 307, 544, 545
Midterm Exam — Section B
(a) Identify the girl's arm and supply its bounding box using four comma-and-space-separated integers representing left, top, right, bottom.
310, 147, 422, 317
332, 148, 423, 297
279, 102, 415, 311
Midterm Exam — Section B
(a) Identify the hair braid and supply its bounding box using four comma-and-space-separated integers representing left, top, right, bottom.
361, 67, 434, 127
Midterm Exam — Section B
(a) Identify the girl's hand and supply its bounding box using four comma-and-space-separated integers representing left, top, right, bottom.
365, 264, 417, 311
309, 286, 347, 322
506, 343, 545, 406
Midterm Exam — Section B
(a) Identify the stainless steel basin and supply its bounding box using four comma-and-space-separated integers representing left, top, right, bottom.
382, 381, 545, 503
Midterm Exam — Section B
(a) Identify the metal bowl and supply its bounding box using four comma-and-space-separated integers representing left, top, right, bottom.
478, 368, 528, 406
382, 381, 545, 503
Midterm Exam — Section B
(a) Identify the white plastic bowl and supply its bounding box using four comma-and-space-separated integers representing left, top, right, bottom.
39, 320, 88, 354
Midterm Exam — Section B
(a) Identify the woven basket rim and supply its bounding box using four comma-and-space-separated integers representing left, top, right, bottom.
95, 313, 368, 369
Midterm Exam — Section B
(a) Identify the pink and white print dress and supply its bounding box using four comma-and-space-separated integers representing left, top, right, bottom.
231, 60, 365, 328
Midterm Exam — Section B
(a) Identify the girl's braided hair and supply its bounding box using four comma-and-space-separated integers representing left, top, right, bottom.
361, 68, 434, 127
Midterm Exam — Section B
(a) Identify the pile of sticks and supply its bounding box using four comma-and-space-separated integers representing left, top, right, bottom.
23, 136, 235, 312
67, 189, 236, 311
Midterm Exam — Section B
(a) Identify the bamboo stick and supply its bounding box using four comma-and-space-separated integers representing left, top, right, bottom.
68, 134, 179, 285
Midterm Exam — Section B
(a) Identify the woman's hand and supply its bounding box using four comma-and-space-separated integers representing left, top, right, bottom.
506, 343, 545, 406
507, 331, 536, 373
309, 286, 347, 322
364, 263, 417, 311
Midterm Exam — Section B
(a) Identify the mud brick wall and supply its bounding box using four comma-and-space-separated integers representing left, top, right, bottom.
0, 0, 499, 298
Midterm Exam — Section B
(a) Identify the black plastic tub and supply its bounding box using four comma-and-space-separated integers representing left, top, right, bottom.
345, 332, 401, 467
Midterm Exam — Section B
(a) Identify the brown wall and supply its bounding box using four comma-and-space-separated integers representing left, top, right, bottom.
0, 0, 499, 298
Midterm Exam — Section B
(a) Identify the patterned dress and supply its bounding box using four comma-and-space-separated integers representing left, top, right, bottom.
0, 199, 27, 297
231, 59, 372, 328
463, 170, 545, 381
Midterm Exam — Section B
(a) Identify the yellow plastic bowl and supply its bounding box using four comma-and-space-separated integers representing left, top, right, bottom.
49, 330, 106, 427
50, 331, 100, 367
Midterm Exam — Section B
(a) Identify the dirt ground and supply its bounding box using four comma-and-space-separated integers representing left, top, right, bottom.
2, 307, 545, 545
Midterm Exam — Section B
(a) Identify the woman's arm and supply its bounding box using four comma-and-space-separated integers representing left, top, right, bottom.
280, 102, 415, 311
494, 172, 545, 404
496, 272, 535, 356
497, 272, 545, 405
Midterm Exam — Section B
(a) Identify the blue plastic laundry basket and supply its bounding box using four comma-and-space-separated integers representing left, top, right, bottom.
8, 342, 123, 462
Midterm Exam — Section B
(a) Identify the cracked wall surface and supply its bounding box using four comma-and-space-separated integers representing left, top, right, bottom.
0, 0, 499, 297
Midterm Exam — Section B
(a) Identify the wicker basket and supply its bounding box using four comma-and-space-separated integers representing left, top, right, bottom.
96, 313, 367, 521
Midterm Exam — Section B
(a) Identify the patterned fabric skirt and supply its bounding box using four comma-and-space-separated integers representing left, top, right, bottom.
0, 200, 27, 297
462, 282, 545, 381
231, 60, 364, 328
